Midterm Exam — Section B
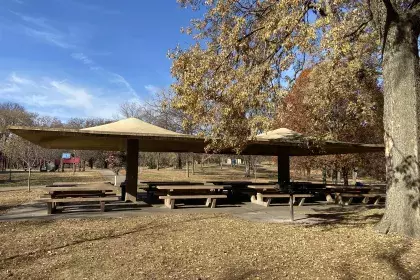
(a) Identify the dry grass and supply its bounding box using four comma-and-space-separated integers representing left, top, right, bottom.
0, 166, 395, 279
0, 170, 106, 188
0, 189, 43, 214
0, 209, 419, 280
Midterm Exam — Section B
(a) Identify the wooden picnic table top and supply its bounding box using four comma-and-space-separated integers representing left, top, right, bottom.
325, 185, 385, 190
140, 181, 203, 186
52, 181, 112, 186
45, 183, 117, 192
156, 184, 225, 190
247, 184, 277, 190
207, 181, 269, 186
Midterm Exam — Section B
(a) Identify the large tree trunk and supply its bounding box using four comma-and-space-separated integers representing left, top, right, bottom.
376, 18, 420, 237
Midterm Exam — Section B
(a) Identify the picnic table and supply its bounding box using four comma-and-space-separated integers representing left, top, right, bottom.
207, 181, 275, 201
138, 181, 205, 202
157, 184, 227, 209
40, 182, 119, 214
248, 184, 313, 207
325, 184, 386, 205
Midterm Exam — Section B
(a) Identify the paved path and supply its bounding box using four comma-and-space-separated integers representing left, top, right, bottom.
97, 169, 125, 186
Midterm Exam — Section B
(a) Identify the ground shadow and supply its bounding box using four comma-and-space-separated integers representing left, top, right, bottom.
304, 205, 384, 228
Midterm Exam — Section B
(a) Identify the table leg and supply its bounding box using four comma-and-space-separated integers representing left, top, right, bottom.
210, 199, 217, 208
205, 198, 212, 207
100, 201, 105, 212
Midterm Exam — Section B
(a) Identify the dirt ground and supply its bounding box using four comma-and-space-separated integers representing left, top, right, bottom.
0, 208, 419, 280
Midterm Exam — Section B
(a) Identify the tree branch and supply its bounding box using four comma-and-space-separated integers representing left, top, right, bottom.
238, 26, 265, 42
343, 18, 372, 40
409, 0, 420, 10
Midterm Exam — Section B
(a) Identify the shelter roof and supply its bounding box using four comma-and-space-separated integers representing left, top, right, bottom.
8, 119, 384, 156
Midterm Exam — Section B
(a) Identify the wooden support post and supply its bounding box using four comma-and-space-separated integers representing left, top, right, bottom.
277, 155, 290, 186
278, 154, 292, 220
125, 139, 139, 202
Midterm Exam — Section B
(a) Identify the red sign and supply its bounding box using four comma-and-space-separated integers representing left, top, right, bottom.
62, 157, 80, 164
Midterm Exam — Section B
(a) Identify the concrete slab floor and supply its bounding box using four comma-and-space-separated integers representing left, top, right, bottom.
0, 200, 337, 224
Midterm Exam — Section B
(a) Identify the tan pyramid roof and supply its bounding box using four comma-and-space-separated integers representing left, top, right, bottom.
81, 117, 183, 136
256, 128, 303, 141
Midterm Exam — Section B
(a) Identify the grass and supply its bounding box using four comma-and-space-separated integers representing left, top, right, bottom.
0, 170, 106, 188
0, 209, 419, 280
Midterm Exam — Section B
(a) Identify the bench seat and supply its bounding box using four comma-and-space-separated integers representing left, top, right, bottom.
334, 192, 386, 205
251, 193, 313, 207
158, 194, 227, 209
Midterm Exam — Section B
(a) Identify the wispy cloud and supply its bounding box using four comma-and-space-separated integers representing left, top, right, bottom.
70, 52, 139, 100
12, 0, 24, 4
65, 0, 121, 15
10, 11, 76, 49
0, 72, 141, 118
71, 52, 101, 70
110, 73, 139, 99
144, 84, 161, 95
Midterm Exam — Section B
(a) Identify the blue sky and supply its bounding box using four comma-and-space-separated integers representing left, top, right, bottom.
0, 0, 198, 120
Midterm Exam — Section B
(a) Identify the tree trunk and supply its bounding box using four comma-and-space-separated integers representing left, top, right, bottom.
157, 153, 160, 171
342, 167, 349, 186
186, 159, 190, 178
27, 167, 31, 192
306, 167, 311, 180
244, 156, 251, 177
376, 18, 420, 237
176, 153, 182, 169
332, 168, 338, 184
352, 169, 358, 185
192, 158, 195, 175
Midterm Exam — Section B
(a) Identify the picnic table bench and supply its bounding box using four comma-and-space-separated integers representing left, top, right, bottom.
157, 184, 227, 209
248, 185, 313, 207
39, 182, 119, 214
